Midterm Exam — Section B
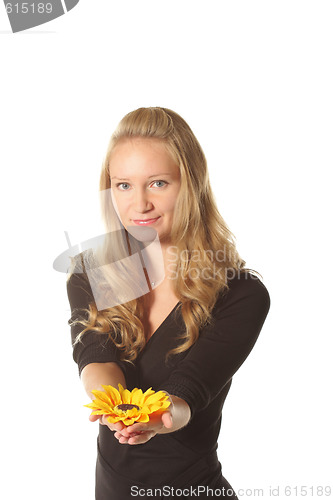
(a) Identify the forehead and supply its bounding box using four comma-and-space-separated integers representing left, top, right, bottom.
109, 138, 178, 173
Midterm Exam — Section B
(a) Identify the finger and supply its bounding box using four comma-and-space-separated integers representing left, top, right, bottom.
113, 434, 128, 444
89, 414, 106, 425
161, 411, 173, 429
127, 412, 170, 434
111, 421, 127, 432
114, 433, 129, 444
127, 431, 156, 445
102, 417, 126, 432
126, 417, 160, 433
119, 438, 128, 444
126, 422, 146, 434
113, 430, 139, 440
89, 414, 100, 422
112, 426, 133, 438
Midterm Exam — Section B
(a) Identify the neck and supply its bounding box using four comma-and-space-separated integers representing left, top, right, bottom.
141, 239, 176, 287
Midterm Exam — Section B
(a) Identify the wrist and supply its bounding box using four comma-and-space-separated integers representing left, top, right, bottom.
81, 362, 126, 399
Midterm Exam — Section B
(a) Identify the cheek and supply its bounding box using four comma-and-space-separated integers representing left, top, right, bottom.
164, 201, 176, 215
163, 189, 180, 214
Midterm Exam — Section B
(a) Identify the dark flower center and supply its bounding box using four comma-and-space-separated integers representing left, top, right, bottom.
116, 404, 140, 412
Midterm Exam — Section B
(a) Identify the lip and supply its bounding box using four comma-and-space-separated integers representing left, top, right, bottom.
132, 217, 161, 225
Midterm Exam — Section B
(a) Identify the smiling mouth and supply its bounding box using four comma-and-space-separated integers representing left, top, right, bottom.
132, 217, 161, 225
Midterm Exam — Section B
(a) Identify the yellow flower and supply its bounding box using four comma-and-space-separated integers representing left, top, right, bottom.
84, 384, 171, 426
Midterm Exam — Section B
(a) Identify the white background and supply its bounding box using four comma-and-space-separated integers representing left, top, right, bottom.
0, 1, 332, 499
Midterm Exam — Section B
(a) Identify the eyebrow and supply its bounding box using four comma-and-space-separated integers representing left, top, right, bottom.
111, 173, 173, 180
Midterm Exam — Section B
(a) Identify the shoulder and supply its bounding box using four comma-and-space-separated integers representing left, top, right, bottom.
228, 269, 270, 299
214, 269, 270, 316
66, 252, 94, 306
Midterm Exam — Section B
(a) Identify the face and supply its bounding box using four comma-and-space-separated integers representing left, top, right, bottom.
109, 138, 181, 244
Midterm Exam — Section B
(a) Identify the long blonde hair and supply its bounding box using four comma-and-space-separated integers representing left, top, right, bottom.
67, 107, 258, 363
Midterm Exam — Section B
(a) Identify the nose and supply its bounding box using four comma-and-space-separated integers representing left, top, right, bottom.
133, 187, 153, 213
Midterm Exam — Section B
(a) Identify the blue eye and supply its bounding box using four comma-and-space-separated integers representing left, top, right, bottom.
152, 180, 167, 188
116, 183, 130, 190
115, 180, 168, 190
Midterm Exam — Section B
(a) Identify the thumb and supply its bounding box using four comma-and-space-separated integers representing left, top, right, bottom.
89, 414, 103, 423
161, 410, 173, 429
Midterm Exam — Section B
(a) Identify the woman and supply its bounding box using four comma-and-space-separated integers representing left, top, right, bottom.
66, 107, 270, 499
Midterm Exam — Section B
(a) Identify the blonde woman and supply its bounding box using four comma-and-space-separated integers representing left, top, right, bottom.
66, 107, 270, 499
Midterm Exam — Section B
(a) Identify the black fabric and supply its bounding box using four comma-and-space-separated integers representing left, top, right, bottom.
67, 271, 121, 374
96, 441, 238, 499
67, 268, 270, 499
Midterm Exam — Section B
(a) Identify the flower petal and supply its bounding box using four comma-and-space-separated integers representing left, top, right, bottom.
101, 385, 121, 406
144, 403, 164, 413
137, 413, 150, 423
121, 388, 132, 405
107, 415, 122, 424
131, 388, 144, 406
85, 385, 171, 426
143, 387, 155, 398
160, 401, 171, 409
84, 402, 99, 410
125, 408, 140, 418
117, 383, 125, 395
92, 399, 114, 413
91, 390, 112, 405
123, 417, 135, 425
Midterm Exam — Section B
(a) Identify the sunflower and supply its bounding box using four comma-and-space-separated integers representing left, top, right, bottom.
84, 383, 171, 426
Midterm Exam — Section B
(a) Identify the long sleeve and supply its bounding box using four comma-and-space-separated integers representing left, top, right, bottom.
159, 272, 270, 418
67, 270, 120, 377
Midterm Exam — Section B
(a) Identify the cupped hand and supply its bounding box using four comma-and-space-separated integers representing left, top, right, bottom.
114, 410, 173, 445
89, 413, 127, 434
89, 392, 176, 445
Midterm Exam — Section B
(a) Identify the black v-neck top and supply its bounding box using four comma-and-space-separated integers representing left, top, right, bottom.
67, 266, 270, 496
